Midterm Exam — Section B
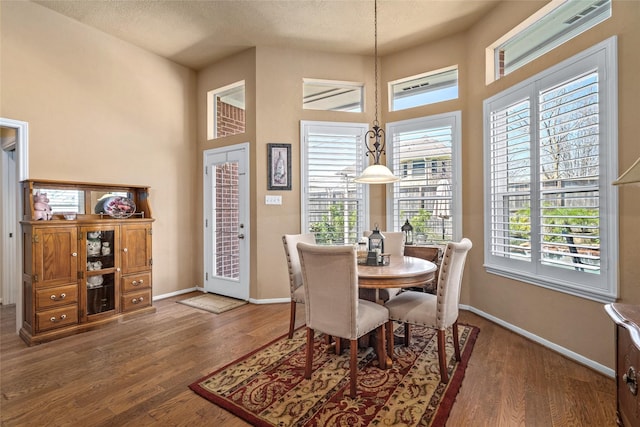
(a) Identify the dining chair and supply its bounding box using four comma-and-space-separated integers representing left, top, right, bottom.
361, 231, 405, 302
282, 233, 316, 338
297, 242, 389, 398
384, 238, 472, 383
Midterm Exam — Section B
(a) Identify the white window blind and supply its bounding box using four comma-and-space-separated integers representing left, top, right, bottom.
489, 97, 532, 261
300, 121, 368, 244
484, 37, 618, 302
387, 112, 462, 243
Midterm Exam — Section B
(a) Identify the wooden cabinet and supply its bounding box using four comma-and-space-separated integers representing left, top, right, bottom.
605, 303, 640, 426
19, 180, 155, 346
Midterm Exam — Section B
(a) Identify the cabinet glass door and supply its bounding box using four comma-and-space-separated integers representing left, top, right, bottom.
85, 228, 117, 316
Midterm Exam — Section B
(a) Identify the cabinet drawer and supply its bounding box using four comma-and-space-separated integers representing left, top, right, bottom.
36, 306, 78, 332
35, 284, 78, 310
121, 289, 152, 312
121, 272, 151, 293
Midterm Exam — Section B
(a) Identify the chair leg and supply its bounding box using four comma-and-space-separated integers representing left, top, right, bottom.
349, 339, 358, 398
452, 321, 461, 361
404, 322, 411, 347
437, 329, 449, 383
288, 301, 297, 339
386, 321, 394, 361
376, 324, 386, 369
305, 327, 314, 379
335, 337, 343, 355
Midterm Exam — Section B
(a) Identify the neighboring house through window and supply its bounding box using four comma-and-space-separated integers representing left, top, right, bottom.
386, 112, 462, 244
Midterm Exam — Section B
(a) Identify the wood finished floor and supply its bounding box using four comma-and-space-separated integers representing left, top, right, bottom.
1, 292, 616, 426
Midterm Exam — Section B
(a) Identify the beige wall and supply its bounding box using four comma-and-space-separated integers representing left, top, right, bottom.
3, 0, 639, 369
0, 1, 199, 296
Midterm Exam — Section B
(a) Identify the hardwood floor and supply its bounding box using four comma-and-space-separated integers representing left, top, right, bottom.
1, 292, 616, 426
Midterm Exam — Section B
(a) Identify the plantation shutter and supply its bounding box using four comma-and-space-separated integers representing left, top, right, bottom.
301, 122, 368, 244
538, 71, 600, 273
389, 118, 455, 243
488, 96, 532, 261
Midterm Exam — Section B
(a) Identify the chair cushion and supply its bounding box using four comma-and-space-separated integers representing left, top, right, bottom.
355, 299, 389, 339
384, 291, 440, 328
292, 285, 305, 304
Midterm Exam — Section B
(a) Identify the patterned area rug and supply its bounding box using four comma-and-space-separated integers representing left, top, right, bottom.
189, 323, 479, 426
177, 293, 247, 314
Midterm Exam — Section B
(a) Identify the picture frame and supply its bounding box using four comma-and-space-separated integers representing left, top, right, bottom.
267, 143, 291, 190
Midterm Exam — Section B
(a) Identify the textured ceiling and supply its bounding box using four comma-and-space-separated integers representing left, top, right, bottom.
34, 0, 502, 70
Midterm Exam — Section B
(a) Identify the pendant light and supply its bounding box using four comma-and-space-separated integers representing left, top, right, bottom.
354, 0, 401, 184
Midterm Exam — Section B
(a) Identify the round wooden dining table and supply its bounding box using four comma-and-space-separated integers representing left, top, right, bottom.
358, 255, 437, 294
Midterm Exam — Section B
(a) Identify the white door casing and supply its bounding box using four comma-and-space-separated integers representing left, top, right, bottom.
203, 143, 250, 300
0, 117, 29, 333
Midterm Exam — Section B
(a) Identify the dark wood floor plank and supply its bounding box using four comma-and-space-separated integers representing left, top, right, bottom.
1, 293, 616, 426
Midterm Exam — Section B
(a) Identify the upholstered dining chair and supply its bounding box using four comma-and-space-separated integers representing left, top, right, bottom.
297, 242, 389, 398
361, 231, 405, 302
282, 233, 316, 338
384, 238, 472, 383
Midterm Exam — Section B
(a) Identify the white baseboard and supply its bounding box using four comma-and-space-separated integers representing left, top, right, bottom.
153, 287, 200, 301
460, 304, 614, 378
249, 297, 290, 305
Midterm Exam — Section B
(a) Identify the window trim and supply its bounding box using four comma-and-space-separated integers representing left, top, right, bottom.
388, 66, 459, 112
386, 111, 463, 241
483, 36, 618, 303
300, 120, 370, 240
207, 80, 245, 140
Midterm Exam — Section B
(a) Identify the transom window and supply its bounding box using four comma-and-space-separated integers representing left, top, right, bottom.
483, 37, 618, 302
207, 81, 246, 140
489, 0, 611, 82
303, 79, 364, 112
389, 67, 458, 112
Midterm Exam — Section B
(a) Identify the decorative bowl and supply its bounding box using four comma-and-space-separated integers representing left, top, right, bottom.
62, 212, 77, 220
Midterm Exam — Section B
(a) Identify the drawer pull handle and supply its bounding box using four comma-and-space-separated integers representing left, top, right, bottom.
72, 252, 77, 257
49, 314, 67, 323
132, 280, 138, 286
132, 296, 144, 304
131, 279, 144, 286
623, 366, 638, 396
50, 293, 66, 301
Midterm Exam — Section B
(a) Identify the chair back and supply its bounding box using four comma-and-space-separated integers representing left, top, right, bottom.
282, 233, 316, 294
436, 238, 472, 328
363, 231, 405, 257
297, 243, 358, 339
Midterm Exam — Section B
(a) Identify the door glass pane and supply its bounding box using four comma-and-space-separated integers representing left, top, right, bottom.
213, 162, 239, 280
86, 229, 115, 315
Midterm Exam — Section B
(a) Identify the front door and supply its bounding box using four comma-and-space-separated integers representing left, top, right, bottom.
203, 143, 249, 300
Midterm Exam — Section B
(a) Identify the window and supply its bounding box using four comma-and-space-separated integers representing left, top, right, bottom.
303, 79, 363, 112
389, 66, 458, 111
484, 37, 618, 302
387, 112, 462, 244
301, 121, 369, 244
490, 0, 611, 81
207, 81, 245, 140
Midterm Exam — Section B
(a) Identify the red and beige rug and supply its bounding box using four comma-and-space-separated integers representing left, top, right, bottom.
190, 323, 479, 426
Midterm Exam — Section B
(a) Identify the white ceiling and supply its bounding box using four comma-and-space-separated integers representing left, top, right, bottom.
34, 0, 502, 70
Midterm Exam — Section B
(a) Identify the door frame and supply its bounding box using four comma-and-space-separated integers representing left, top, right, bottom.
203, 143, 250, 300
0, 117, 29, 333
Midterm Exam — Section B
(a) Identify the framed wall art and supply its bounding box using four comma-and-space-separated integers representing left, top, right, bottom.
267, 143, 291, 190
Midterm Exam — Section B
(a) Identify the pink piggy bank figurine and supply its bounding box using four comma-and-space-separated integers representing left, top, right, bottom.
33, 191, 53, 220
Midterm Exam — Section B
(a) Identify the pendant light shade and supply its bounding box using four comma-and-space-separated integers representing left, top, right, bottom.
354, 0, 399, 185
354, 164, 401, 183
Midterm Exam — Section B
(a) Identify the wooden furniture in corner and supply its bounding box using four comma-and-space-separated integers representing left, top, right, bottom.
20, 179, 155, 346
605, 303, 640, 427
